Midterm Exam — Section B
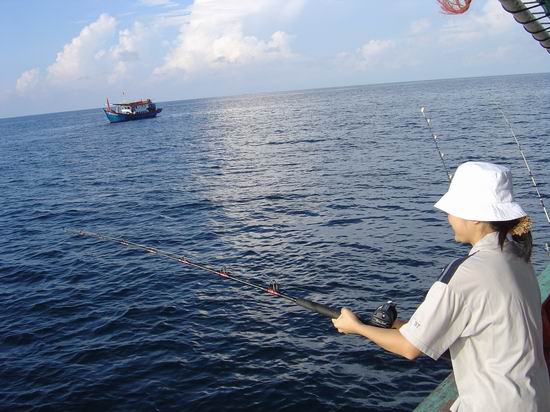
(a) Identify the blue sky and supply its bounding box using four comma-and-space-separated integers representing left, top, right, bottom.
1, 0, 548, 118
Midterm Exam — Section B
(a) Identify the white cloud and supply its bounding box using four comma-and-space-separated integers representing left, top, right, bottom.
15, 68, 40, 93
154, 0, 304, 77
333, 0, 516, 76
410, 18, 431, 35
468, 45, 513, 62
481, 0, 514, 32
337, 39, 398, 71
150, 10, 190, 28
360, 39, 395, 59
108, 21, 154, 83
111, 24, 142, 62
47, 14, 117, 83
21, 13, 163, 92
263, 0, 306, 21
139, 0, 177, 6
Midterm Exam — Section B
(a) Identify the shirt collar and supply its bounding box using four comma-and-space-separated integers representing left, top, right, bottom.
469, 231, 500, 255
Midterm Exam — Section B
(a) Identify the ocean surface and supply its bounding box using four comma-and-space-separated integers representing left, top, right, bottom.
1, 73, 549, 412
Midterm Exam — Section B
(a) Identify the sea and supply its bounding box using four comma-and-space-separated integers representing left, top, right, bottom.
1, 72, 549, 412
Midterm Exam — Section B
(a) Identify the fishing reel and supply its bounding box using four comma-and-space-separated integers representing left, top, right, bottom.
369, 301, 397, 329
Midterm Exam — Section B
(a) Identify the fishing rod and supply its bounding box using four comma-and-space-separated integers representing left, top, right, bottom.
67, 229, 397, 328
492, 101, 550, 254
420, 106, 453, 182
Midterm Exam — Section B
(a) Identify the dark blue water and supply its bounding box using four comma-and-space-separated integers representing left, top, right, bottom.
1, 73, 549, 412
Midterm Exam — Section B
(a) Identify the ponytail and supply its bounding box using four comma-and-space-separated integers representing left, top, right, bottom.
489, 217, 532, 262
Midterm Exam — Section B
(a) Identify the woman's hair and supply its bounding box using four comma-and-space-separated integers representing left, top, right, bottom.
489, 218, 532, 262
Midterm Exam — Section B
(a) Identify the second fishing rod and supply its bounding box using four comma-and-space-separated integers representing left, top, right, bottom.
421, 103, 550, 255
68, 229, 398, 329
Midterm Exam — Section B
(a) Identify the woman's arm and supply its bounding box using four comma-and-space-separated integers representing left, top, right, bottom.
391, 319, 407, 329
332, 308, 422, 360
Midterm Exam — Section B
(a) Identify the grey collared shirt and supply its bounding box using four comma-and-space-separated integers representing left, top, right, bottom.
400, 232, 550, 412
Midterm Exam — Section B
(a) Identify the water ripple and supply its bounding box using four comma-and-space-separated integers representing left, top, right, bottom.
0, 73, 549, 411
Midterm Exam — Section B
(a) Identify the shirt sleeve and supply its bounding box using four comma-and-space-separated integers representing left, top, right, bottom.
399, 281, 470, 360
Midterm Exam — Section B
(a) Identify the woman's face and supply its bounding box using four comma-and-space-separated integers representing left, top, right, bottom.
447, 214, 476, 244
448, 214, 496, 246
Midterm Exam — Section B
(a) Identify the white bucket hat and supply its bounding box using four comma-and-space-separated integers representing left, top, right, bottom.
434, 161, 527, 221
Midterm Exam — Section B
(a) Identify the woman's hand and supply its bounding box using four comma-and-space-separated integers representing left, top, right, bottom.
332, 308, 363, 334
332, 310, 422, 359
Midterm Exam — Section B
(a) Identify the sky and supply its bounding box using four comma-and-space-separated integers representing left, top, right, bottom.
1, 0, 548, 118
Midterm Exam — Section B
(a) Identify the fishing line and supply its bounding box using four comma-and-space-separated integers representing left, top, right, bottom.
491, 99, 550, 254
67, 229, 397, 328
420, 106, 453, 182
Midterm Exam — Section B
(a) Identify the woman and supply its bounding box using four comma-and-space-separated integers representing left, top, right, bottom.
332, 161, 550, 411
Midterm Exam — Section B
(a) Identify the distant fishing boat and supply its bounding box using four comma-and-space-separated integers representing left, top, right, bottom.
103, 98, 162, 123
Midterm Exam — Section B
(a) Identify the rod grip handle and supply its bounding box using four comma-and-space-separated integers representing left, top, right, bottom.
294, 297, 371, 326
294, 297, 341, 319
